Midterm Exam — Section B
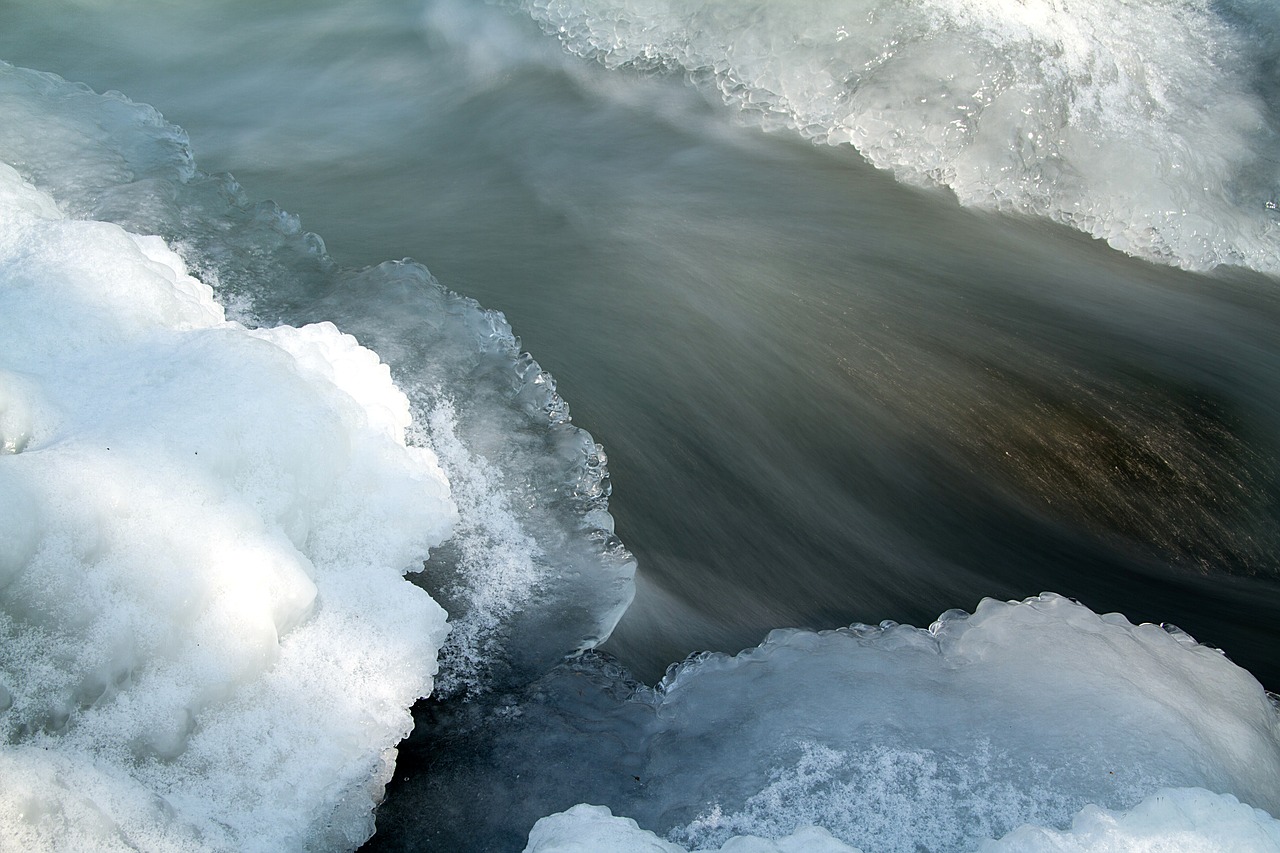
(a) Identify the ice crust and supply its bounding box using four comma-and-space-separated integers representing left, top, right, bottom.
521, 0, 1280, 273
527, 789, 1280, 852
0, 160, 454, 850
654, 595, 1280, 851
415, 594, 1280, 852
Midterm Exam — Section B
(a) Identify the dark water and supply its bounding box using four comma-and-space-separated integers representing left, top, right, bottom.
5, 0, 1280, 846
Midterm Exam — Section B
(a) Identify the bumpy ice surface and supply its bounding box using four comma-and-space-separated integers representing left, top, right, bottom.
527, 789, 1280, 852
0, 161, 454, 851
413, 594, 1280, 851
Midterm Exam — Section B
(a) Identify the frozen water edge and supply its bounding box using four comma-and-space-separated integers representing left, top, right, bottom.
525, 789, 1280, 852
0, 58, 634, 851
394, 594, 1280, 852
0, 58, 637, 700
0, 161, 454, 852
521, 0, 1280, 273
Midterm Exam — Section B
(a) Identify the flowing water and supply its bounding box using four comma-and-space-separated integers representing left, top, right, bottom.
4, 0, 1280, 850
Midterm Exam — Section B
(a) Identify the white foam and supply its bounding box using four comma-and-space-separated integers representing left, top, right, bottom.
0, 162, 456, 851
523, 0, 1280, 272
420, 398, 545, 696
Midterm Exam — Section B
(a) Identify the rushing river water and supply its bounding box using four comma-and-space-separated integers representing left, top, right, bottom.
4, 0, 1280, 850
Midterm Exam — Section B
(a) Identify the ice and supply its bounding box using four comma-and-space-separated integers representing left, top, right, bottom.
520, 0, 1280, 272
983, 788, 1280, 852
0, 160, 454, 850
527, 789, 1280, 852
526, 805, 694, 853
0, 59, 636, 699
524, 804, 864, 852
654, 595, 1280, 851
0, 56, 638, 849
406, 594, 1280, 851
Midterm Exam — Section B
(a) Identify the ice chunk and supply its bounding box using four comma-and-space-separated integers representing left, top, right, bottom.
0, 164, 454, 851
0, 55, 639, 849
981, 787, 1280, 852
527, 789, 1280, 852
656, 595, 1280, 851
526, 805, 691, 853
524, 804, 864, 852
404, 595, 1280, 852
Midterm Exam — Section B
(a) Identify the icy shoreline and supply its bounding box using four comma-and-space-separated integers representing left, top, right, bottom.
3, 57, 1280, 853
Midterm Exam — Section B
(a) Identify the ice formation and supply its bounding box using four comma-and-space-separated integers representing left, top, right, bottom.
526, 789, 1280, 852
0, 59, 634, 850
407, 594, 1280, 852
524, 804, 864, 852
654, 595, 1280, 851
0, 161, 454, 850
981, 788, 1280, 852
521, 0, 1280, 272
0, 60, 635, 703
